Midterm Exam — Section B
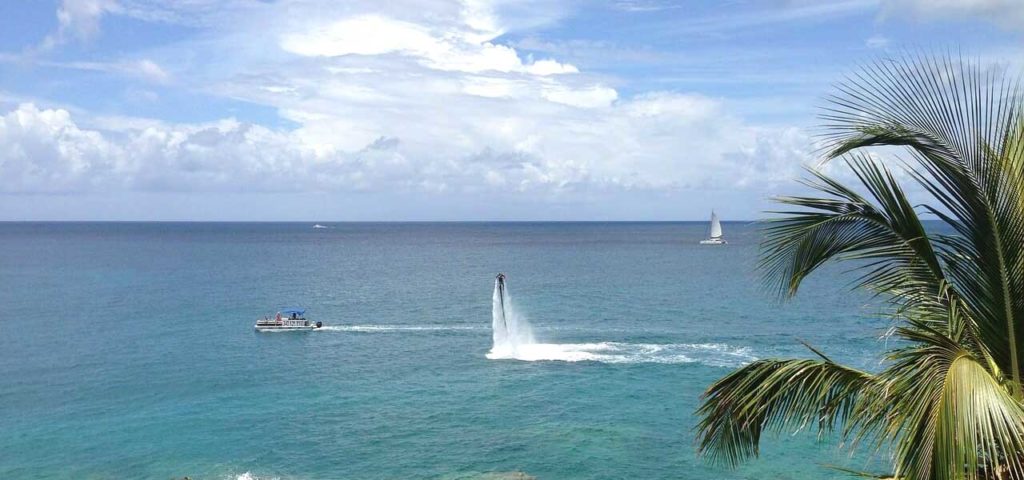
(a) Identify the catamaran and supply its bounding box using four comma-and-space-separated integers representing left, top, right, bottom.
254, 307, 323, 331
699, 210, 727, 245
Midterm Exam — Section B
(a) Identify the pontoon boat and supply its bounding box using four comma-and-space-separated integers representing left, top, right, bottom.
254, 307, 322, 331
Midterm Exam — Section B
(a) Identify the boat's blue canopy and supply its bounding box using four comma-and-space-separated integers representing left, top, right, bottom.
280, 307, 306, 315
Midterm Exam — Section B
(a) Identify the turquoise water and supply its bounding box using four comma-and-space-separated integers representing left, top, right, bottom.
1, 222, 888, 479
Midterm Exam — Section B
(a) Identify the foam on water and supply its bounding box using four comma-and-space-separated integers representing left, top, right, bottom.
485, 276, 755, 367
232, 473, 278, 480
318, 324, 485, 332
487, 341, 755, 366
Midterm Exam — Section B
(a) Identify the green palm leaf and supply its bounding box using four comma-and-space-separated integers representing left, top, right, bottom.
696, 356, 876, 467
695, 53, 1024, 479
821, 54, 1024, 390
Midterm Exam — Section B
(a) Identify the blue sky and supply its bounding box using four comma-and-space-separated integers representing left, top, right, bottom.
0, 0, 1022, 220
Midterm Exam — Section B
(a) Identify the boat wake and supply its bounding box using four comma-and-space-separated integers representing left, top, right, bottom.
318, 324, 486, 333
229, 469, 535, 480
486, 341, 755, 366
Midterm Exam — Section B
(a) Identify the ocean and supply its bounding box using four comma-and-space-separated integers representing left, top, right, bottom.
0, 222, 888, 479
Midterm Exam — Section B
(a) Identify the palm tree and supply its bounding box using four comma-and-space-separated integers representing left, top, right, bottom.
695, 54, 1024, 480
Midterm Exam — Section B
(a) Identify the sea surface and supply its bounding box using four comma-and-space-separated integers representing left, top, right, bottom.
0, 222, 893, 479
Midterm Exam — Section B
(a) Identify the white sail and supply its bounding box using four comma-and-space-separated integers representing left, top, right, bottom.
709, 211, 722, 239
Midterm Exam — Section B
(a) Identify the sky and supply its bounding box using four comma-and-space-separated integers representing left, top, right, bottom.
0, 0, 1022, 221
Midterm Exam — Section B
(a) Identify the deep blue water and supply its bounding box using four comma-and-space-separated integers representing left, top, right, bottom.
0, 222, 891, 479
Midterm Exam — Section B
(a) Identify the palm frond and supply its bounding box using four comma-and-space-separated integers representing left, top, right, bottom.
696, 357, 876, 467
855, 330, 1024, 480
822, 53, 1024, 391
697, 52, 1024, 479
761, 153, 950, 330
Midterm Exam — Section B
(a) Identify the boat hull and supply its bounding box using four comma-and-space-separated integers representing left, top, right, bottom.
254, 319, 323, 331
255, 324, 318, 331
699, 239, 727, 245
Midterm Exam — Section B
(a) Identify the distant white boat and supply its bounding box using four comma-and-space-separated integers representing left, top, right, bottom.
699, 210, 727, 245
255, 307, 322, 331
312, 224, 329, 229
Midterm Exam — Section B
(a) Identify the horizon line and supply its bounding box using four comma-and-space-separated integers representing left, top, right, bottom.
0, 219, 764, 223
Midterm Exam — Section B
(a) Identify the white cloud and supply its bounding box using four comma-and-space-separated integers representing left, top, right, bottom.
0, 53, 171, 84
0, 104, 125, 192
541, 83, 619, 108
461, 76, 526, 98
279, 13, 578, 76
61, 58, 170, 83
525, 59, 579, 75
879, 0, 1024, 29
36, 0, 119, 51
1, 0, 821, 217
280, 15, 437, 58
0, 97, 812, 197
133, 59, 170, 83
866, 34, 889, 49
56, 0, 116, 40
611, 0, 682, 12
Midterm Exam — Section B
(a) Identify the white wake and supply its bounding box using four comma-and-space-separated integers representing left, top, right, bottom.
232, 473, 278, 480
318, 324, 485, 333
488, 341, 755, 366
485, 275, 755, 367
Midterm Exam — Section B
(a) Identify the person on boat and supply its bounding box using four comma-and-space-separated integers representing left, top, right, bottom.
291, 312, 297, 320
276, 312, 282, 324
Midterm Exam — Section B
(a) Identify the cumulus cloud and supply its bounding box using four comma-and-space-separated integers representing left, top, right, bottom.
0, 104, 125, 192
0, 99, 812, 196
1, 0, 820, 216
0, 103, 391, 193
